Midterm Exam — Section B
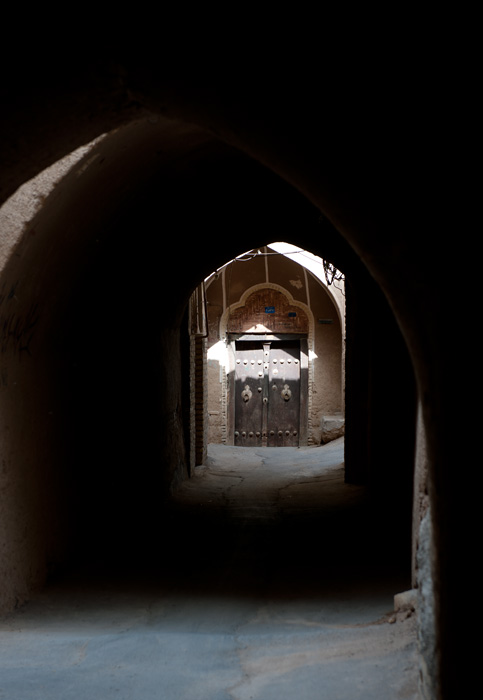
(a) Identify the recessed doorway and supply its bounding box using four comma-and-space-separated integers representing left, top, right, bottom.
203, 245, 345, 450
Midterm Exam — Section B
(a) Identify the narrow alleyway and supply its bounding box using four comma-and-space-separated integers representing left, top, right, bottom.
0, 439, 419, 699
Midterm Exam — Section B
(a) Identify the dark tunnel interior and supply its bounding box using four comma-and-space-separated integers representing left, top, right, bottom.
0, 54, 470, 697
0, 118, 416, 601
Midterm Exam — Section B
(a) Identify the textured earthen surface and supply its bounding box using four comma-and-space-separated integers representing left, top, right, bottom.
0, 58, 469, 697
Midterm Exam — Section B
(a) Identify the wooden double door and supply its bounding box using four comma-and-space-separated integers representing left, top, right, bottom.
232, 336, 307, 447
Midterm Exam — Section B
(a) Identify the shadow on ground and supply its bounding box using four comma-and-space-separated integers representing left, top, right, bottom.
0, 439, 419, 700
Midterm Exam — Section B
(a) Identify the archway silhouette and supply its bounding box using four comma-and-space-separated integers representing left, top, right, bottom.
0, 64, 461, 697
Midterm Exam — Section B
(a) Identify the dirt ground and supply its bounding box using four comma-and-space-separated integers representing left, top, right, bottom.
0, 439, 419, 699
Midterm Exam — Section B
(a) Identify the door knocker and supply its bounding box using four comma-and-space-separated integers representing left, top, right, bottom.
241, 385, 252, 402
281, 384, 292, 401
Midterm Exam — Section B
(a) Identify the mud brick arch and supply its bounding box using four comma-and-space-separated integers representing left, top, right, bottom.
226, 287, 310, 335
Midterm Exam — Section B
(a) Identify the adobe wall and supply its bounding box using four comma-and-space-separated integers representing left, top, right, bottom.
0, 126, 197, 604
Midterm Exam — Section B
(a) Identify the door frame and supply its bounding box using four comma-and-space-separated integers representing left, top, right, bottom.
226, 333, 309, 446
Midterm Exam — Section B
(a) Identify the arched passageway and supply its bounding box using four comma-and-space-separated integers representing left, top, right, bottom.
0, 61, 466, 698
2, 119, 376, 570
